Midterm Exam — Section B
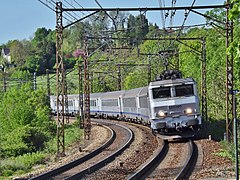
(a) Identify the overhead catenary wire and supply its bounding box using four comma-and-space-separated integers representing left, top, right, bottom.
164, 0, 197, 53
170, 0, 177, 28
94, 0, 118, 31
38, 0, 55, 12
158, 0, 166, 30
38, 0, 210, 80
63, 0, 82, 19
38, 0, 73, 23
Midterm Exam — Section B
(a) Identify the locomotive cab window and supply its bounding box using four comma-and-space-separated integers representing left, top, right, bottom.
175, 84, 194, 97
152, 86, 171, 99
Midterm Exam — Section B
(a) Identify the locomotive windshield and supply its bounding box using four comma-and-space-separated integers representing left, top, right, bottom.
175, 84, 194, 97
152, 86, 171, 99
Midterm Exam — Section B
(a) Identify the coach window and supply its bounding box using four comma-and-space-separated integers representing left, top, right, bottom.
68, 100, 73, 106
175, 84, 194, 97
152, 86, 171, 99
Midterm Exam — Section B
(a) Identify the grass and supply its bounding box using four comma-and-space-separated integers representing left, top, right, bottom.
0, 121, 83, 178
0, 152, 46, 177
202, 118, 239, 166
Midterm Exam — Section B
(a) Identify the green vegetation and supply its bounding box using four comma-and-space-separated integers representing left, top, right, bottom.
1, 3, 240, 176
0, 81, 82, 177
215, 141, 235, 161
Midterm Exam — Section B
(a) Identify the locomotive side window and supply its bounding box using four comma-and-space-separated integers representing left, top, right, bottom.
175, 84, 194, 97
152, 87, 171, 99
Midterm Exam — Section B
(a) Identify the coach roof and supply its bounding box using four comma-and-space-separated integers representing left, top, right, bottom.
100, 90, 126, 99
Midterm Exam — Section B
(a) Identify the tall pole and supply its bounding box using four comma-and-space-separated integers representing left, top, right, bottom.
230, 90, 239, 180
83, 35, 91, 140
64, 71, 69, 124
226, 0, 234, 142
78, 62, 84, 129
56, 1, 65, 156
233, 92, 239, 180
201, 38, 207, 127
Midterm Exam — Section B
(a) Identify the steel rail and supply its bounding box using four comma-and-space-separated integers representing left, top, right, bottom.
30, 123, 115, 180
127, 139, 169, 180
65, 122, 134, 180
174, 140, 198, 180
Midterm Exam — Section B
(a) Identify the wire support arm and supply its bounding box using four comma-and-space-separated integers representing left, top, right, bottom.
64, 10, 100, 29
176, 39, 201, 56
189, 9, 226, 25
62, 5, 226, 12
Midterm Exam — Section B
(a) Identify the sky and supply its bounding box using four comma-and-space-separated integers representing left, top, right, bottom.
0, 0, 225, 45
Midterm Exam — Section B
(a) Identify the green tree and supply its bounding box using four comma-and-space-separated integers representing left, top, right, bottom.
127, 14, 149, 46
0, 83, 53, 157
9, 40, 26, 66
30, 27, 56, 74
123, 69, 148, 90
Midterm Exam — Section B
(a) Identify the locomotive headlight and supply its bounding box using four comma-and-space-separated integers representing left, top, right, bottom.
158, 110, 167, 117
185, 108, 193, 114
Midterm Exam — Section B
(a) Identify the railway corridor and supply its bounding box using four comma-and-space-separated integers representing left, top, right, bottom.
16, 120, 235, 180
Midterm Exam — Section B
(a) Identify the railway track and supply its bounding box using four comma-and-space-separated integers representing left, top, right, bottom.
128, 139, 198, 180
83, 120, 159, 179
30, 121, 133, 180
29, 118, 199, 180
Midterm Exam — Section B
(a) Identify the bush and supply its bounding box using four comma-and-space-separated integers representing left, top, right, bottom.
215, 141, 235, 161
44, 124, 82, 154
1, 126, 50, 157
0, 152, 46, 176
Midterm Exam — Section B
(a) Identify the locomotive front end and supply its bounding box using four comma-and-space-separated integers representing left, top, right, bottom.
148, 78, 202, 135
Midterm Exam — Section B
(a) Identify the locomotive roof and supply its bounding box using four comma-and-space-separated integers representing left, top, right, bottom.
149, 78, 195, 87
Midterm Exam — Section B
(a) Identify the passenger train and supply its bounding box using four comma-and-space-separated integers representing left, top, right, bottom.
50, 70, 202, 137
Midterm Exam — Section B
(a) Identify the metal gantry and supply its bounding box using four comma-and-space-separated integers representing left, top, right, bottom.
52, 1, 235, 156
83, 36, 91, 140
201, 38, 207, 127
225, 1, 234, 142
78, 62, 84, 129
56, 1, 65, 156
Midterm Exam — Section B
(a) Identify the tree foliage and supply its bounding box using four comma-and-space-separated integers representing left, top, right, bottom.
0, 84, 54, 157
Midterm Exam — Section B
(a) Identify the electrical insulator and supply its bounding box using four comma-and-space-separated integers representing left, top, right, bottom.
184, 9, 188, 17
165, 11, 169, 18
